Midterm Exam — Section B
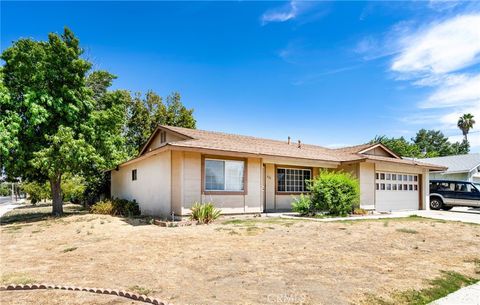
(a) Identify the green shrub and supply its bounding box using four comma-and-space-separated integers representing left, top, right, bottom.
90, 198, 140, 217
190, 202, 221, 224
291, 194, 313, 216
22, 181, 50, 204
309, 170, 360, 217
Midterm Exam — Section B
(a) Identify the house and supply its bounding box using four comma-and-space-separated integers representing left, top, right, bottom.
423, 154, 480, 183
110, 125, 446, 217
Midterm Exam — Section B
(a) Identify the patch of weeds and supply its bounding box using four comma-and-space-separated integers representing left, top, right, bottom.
129, 285, 152, 296
245, 226, 265, 236
464, 258, 480, 274
100, 220, 105, 225
396, 228, 418, 234
62, 247, 78, 253
87, 231, 92, 235
31, 229, 43, 234
367, 271, 478, 305
383, 221, 389, 227
228, 230, 239, 235
1, 272, 36, 285
76, 228, 81, 234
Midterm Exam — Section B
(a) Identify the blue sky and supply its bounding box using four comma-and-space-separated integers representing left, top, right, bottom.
2, 1, 480, 152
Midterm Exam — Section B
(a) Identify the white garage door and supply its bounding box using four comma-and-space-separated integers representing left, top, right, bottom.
375, 172, 419, 212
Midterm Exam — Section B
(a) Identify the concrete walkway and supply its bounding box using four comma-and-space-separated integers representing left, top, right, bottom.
274, 207, 480, 224
430, 282, 480, 305
0, 197, 24, 217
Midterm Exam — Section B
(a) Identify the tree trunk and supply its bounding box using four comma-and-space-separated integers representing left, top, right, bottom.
50, 174, 63, 216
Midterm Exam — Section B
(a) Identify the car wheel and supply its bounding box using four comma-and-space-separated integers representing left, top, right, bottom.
441, 206, 453, 211
430, 197, 443, 210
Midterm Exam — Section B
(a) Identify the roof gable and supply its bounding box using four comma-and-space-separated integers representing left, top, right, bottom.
335, 143, 400, 159
138, 126, 192, 155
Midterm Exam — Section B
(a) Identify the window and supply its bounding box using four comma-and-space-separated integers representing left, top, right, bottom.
455, 183, 477, 193
392, 174, 397, 181
398, 184, 402, 190
205, 159, 244, 192
132, 169, 137, 181
160, 131, 167, 143
380, 173, 385, 180
380, 183, 385, 190
386, 184, 391, 190
409, 184, 413, 191
386, 174, 391, 180
392, 184, 397, 191
277, 168, 311, 193
376, 183, 379, 190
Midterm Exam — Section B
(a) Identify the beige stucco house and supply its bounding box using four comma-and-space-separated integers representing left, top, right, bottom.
110, 125, 445, 218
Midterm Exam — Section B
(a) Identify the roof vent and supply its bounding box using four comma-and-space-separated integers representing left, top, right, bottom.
298, 140, 301, 148
288, 136, 291, 145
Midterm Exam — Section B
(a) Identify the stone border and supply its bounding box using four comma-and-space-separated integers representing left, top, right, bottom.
0, 284, 172, 305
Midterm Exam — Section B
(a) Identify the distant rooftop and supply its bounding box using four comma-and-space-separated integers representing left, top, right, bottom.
422, 154, 480, 173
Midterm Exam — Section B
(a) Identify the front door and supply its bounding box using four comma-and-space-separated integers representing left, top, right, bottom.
262, 164, 266, 212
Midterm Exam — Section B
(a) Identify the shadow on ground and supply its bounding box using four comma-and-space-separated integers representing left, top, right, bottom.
0, 204, 88, 225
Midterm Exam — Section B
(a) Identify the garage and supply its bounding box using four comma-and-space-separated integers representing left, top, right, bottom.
375, 171, 419, 212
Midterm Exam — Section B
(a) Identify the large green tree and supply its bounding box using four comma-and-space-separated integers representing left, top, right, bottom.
125, 91, 195, 155
1, 28, 123, 215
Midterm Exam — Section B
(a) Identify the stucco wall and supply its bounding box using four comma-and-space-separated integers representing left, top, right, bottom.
430, 172, 468, 181
111, 151, 172, 216
359, 162, 375, 208
174, 152, 263, 215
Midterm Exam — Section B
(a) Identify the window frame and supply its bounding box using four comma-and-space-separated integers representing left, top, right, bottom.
275, 166, 312, 195
132, 169, 137, 181
201, 155, 248, 195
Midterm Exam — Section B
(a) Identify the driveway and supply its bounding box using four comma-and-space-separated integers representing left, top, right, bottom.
417, 207, 480, 224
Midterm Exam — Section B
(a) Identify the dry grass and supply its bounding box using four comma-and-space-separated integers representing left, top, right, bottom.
0, 209, 479, 305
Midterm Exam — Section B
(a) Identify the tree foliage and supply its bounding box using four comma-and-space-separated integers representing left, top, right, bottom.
1, 27, 197, 214
457, 113, 475, 141
371, 129, 470, 158
125, 91, 195, 155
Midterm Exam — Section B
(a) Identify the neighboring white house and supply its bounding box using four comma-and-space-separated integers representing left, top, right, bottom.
423, 154, 480, 183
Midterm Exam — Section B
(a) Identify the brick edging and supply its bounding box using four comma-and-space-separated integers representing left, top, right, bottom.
0, 284, 171, 305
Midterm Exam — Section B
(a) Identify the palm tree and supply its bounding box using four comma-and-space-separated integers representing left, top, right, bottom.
457, 113, 475, 141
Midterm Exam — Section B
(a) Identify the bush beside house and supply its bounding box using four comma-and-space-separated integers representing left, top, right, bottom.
292, 171, 360, 217
90, 198, 141, 217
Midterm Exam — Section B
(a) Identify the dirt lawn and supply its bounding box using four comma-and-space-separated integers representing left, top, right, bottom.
1, 212, 479, 305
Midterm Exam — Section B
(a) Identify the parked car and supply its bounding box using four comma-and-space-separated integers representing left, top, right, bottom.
429, 180, 480, 210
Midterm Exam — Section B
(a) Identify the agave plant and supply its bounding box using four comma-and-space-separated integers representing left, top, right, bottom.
190, 202, 221, 224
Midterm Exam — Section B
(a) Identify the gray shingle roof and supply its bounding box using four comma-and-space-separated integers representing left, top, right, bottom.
422, 154, 480, 173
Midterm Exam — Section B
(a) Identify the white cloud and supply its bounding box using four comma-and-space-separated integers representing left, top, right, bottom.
261, 1, 299, 24
387, 13, 480, 149
391, 14, 480, 75
420, 74, 480, 108
261, 1, 322, 25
